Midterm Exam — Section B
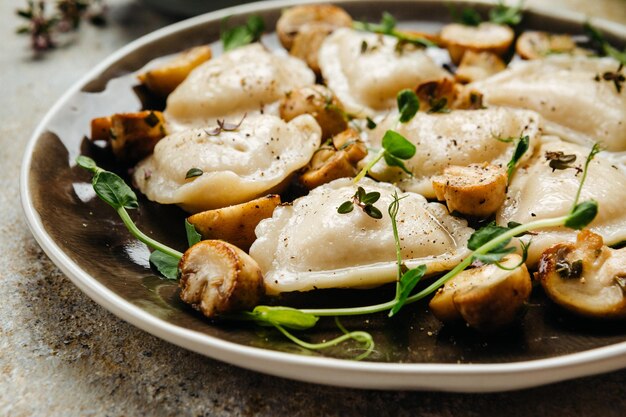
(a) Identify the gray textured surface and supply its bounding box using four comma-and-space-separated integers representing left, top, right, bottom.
2, 0, 626, 415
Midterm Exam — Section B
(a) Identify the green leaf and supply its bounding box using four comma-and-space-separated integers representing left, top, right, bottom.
397, 89, 420, 123
389, 265, 427, 316
185, 168, 203, 179
149, 250, 179, 280
473, 246, 516, 264
507, 135, 530, 179
366, 117, 377, 129
361, 191, 381, 205
468, 223, 511, 251
495, 240, 531, 270
185, 219, 202, 247
337, 201, 354, 214
488, 0, 523, 26
382, 130, 416, 159
565, 200, 598, 230
460, 8, 482, 26
383, 153, 413, 175
427, 98, 450, 114
363, 204, 383, 219
92, 171, 139, 210
380, 11, 396, 33
76, 155, 99, 173
584, 22, 626, 65
251, 306, 319, 330
221, 15, 265, 51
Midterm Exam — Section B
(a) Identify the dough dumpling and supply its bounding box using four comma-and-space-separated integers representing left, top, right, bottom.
467, 56, 626, 151
250, 178, 474, 295
497, 138, 626, 266
318, 28, 450, 117
134, 114, 321, 213
365, 108, 542, 197
165, 43, 315, 131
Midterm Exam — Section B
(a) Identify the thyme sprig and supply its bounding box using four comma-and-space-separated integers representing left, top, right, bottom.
337, 187, 383, 219
584, 22, 626, 66
16, 0, 107, 53
449, 0, 524, 27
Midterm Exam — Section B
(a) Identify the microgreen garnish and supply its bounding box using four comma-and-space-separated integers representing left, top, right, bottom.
448, 0, 523, 27
545, 151, 578, 171
235, 308, 374, 360
185, 219, 202, 247
205, 114, 247, 136
594, 64, 625, 94
337, 187, 383, 219
76, 156, 184, 280
353, 12, 436, 48
397, 89, 420, 123
185, 168, 203, 179
571, 143, 601, 208
488, 0, 524, 26
506, 135, 530, 179
584, 22, 626, 66
353, 130, 416, 183
149, 251, 179, 280
221, 15, 265, 51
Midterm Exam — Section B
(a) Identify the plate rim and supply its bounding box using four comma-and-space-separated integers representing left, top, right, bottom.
19, 0, 626, 392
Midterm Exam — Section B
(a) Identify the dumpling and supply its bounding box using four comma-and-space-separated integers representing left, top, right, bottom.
364, 108, 542, 198
133, 114, 321, 213
466, 56, 626, 151
318, 28, 450, 117
497, 138, 626, 266
165, 43, 315, 131
250, 178, 474, 295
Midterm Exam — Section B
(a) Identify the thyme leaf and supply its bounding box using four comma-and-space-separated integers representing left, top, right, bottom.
353, 12, 435, 48
185, 168, 203, 179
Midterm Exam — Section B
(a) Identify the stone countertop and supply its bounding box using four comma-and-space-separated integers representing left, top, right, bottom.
2, 0, 626, 415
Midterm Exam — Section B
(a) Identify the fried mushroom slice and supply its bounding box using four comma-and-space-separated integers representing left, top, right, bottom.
431, 163, 507, 218
440, 22, 514, 65
332, 128, 367, 163
300, 148, 356, 190
415, 78, 459, 112
137, 45, 212, 97
455, 50, 506, 83
276, 4, 352, 51
187, 195, 281, 252
429, 254, 532, 331
536, 230, 626, 319
179, 240, 264, 318
279, 85, 348, 139
516, 31, 582, 60
90, 111, 167, 163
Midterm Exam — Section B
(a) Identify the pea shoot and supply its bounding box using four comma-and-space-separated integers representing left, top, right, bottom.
337, 186, 383, 219
353, 12, 436, 48
221, 15, 265, 51
353, 90, 419, 183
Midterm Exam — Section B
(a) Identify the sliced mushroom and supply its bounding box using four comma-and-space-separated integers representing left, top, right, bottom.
455, 50, 506, 83
290, 23, 334, 74
440, 22, 514, 65
179, 240, 265, 318
415, 78, 459, 112
279, 85, 348, 139
137, 45, 212, 96
187, 195, 281, 252
536, 230, 626, 319
300, 148, 356, 190
429, 254, 532, 331
276, 4, 352, 51
331, 128, 367, 164
90, 111, 167, 163
516, 31, 582, 60
431, 163, 507, 217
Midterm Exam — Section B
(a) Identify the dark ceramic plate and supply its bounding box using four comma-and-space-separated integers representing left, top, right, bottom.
20, 0, 626, 391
